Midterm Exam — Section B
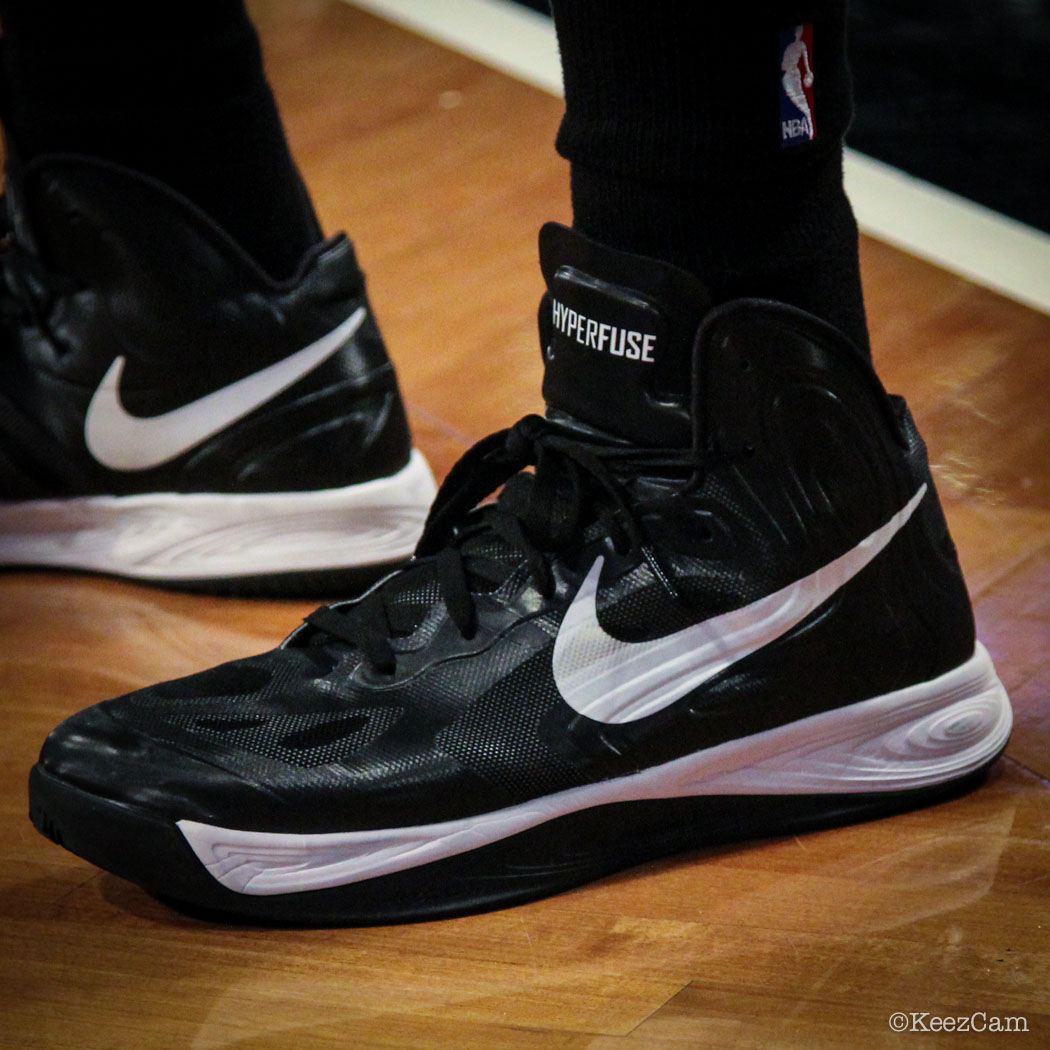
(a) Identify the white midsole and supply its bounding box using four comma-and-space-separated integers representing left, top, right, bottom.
0, 450, 436, 579
177, 643, 1011, 896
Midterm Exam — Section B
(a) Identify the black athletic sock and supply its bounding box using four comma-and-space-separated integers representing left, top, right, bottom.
548, 1, 870, 356
0, 0, 322, 279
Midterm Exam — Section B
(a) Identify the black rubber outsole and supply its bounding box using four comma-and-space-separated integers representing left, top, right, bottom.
28, 753, 1005, 928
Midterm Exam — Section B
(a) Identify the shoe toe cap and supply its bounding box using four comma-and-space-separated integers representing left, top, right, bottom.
38, 701, 282, 825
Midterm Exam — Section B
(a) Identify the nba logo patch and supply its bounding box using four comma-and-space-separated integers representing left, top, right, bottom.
779, 24, 816, 146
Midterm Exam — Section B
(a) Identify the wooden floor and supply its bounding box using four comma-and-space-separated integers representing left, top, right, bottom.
2, 3, 1048, 1046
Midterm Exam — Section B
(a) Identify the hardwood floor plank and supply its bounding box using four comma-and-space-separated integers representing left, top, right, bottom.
1, 3, 1047, 1049
972, 539, 1050, 779
3, 761, 1047, 1047
863, 237, 1050, 594
586, 983, 1047, 1049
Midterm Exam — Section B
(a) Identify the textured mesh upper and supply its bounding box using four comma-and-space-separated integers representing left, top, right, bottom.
165, 707, 402, 768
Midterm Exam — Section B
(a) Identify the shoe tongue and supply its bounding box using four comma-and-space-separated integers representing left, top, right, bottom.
378, 475, 548, 637
538, 222, 710, 447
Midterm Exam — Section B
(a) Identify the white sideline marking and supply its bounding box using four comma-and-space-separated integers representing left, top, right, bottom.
347, 0, 562, 94
843, 152, 1050, 316
341, 0, 1050, 317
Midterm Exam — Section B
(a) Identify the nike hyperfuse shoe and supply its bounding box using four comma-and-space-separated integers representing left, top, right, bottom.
29, 223, 1012, 923
0, 152, 435, 592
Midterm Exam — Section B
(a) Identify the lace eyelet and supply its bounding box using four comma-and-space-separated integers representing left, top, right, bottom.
366, 660, 397, 681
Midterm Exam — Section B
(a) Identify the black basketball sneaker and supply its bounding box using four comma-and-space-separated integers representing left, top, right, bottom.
0, 152, 435, 593
29, 223, 1011, 924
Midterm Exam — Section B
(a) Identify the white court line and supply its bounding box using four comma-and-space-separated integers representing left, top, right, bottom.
343, 0, 1050, 316
347, 0, 563, 94
841, 153, 1050, 315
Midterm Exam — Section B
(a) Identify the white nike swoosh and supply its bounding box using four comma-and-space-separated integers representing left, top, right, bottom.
552, 484, 927, 724
84, 307, 367, 471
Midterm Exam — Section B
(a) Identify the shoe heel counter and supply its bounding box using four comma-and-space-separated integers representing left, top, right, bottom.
323, 286, 415, 481
217, 304, 415, 492
294, 239, 416, 485
708, 302, 978, 683
892, 395, 977, 661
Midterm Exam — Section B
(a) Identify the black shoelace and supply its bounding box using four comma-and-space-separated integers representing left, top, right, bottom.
304, 414, 700, 674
